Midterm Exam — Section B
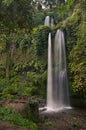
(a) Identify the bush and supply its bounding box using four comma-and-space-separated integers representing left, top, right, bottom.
23, 99, 39, 123
0, 106, 38, 130
32, 25, 50, 58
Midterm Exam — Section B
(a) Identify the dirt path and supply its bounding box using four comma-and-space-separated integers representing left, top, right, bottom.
0, 120, 29, 130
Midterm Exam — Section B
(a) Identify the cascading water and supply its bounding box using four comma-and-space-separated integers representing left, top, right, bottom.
44, 16, 54, 26
40, 16, 71, 112
51, 18, 54, 26
46, 29, 70, 111
53, 29, 70, 109
44, 16, 50, 26
47, 33, 53, 110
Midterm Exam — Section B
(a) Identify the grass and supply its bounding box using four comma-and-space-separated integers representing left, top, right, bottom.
44, 121, 56, 127
0, 106, 38, 130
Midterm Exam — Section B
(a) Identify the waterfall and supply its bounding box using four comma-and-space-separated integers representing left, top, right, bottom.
51, 18, 54, 26
44, 16, 50, 26
53, 29, 70, 109
44, 16, 54, 26
47, 33, 53, 110
46, 29, 70, 111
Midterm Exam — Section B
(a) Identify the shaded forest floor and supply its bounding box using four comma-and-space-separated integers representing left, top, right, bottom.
0, 120, 28, 130
39, 108, 86, 130
0, 100, 86, 130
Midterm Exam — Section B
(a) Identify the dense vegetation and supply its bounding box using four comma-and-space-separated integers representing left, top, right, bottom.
0, 0, 86, 129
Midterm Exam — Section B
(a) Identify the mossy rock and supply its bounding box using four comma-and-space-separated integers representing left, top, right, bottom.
70, 98, 86, 108
23, 98, 39, 123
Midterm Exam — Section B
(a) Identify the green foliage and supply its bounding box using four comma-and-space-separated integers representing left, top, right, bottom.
0, 78, 17, 100
0, 79, 10, 91
0, 65, 5, 78
57, 0, 75, 20
27, 71, 47, 98
18, 32, 32, 51
33, 11, 45, 26
0, 0, 85, 107
44, 121, 55, 127
0, 106, 38, 130
0, 34, 6, 52
32, 26, 50, 58
0, 0, 34, 78
39, 71, 47, 98
0, 77, 39, 100
61, 2, 86, 98
69, 22, 86, 98
66, 0, 75, 9
2, 0, 14, 6
0, 0, 34, 30
24, 99, 39, 123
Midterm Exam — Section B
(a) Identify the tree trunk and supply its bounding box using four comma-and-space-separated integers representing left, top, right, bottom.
5, 42, 11, 79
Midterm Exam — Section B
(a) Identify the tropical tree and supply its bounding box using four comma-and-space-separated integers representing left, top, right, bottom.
0, 0, 34, 78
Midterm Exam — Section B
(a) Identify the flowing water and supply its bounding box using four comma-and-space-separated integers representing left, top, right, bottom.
44, 16, 54, 26
47, 33, 53, 110
51, 18, 54, 26
44, 16, 50, 26
47, 29, 70, 111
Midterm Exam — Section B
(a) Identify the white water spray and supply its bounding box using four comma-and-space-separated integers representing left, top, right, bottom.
46, 29, 70, 111
44, 16, 50, 26
47, 33, 53, 110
